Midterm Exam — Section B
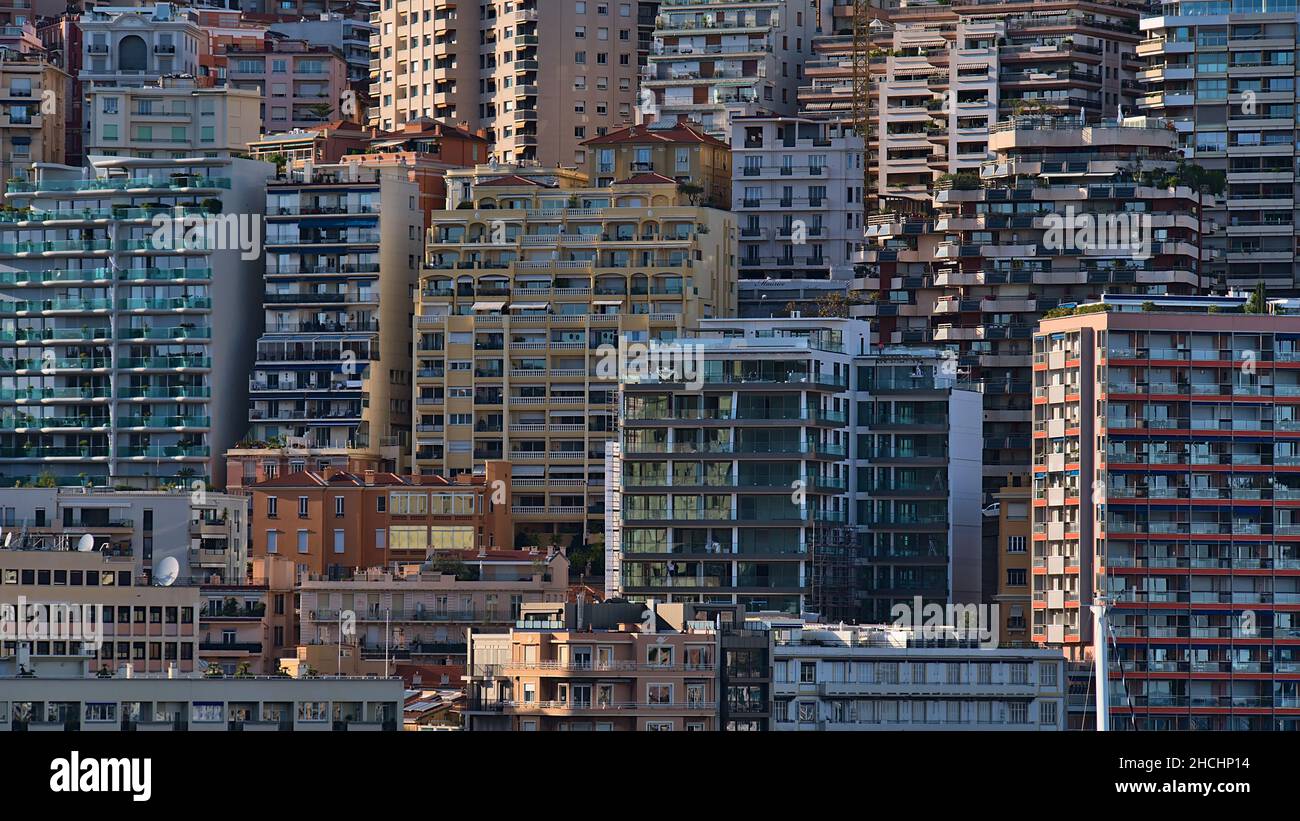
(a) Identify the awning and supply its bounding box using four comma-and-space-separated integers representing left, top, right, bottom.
592, 299, 624, 305
471, 301, 506, 311
509, 302, 549, 310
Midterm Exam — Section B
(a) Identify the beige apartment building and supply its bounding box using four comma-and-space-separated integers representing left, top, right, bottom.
993, 478, 1031, 647
414, 163, 737, 550
464, 600, 721, 730
85, 77, 263, 158
583, 118, 732, 209
0, 55, 69, 183
368, 0, 646, 166
0, 546, 202, 678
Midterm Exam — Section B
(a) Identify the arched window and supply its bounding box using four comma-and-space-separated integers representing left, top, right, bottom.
119, 35, 148, 72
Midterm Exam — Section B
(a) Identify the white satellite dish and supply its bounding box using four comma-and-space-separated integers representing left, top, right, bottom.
76, 533, 95, 552
154, 556, 180, 587
2, 532, 10, 548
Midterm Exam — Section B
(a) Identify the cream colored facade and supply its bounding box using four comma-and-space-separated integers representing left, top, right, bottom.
85, 78, 263, 158
0, 547, 202, 677
368, 0, 644, 167
414, 164, 737, 547
0, 57, 68, 183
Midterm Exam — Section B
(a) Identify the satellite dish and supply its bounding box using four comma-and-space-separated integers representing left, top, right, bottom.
77, 533, 95, 552
154, 556, 180, 587
2, 532, 9, 548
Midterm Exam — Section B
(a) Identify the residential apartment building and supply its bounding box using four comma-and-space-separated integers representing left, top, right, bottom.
644, 0, 828, 139
611, 317, 983, 621
226, 38, 352, 133
414, 164, 737, 550
248, 463, 513, 577
199, 555, 296, 675
269, 12, 376, 89
1137, 1, 1299, 294
84, 78, 263, 158
993, 478, 1032, 647
79, 4, 203, 97
367, 0, 646, 167
0, 545, 202, 677
0, 672, 402, 732
0, 156, 274, 490
770, 622, 1066, 730
1034, 294, 1300, 730
298, 547, 569, 664
869, 0, 1144, 210
0, 55, 69, 183
0, 486, 248, 587
583, 118, 733, 209
249, 162, 424, 468
614, 321, 854, 618
463, 599, 722, 730
731, 114, 864, 316
339, 118, 490, 223
246, 119, 374, 168
855, 114, 1212, 505
36, 12, 84, 167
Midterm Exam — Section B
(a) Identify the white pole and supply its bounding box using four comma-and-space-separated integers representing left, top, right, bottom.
385, 608, 390, 678
337, 612, 342, 676
1091, 596, 1110, 732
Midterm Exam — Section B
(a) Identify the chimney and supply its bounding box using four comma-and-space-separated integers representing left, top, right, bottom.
364, 469, 376, 486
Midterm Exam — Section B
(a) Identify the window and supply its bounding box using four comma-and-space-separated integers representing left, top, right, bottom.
646, 683, 672, 705
800, 661, 816, 683
375, 529, 386, 550
298, 496, 309, 517
297, 530, 309, 554
266, 531, 278, 553
334, 496, 345, 517
1007, 535, 1026, 553
429, 526, 473, 550
390, 492, 427, 515
646, 645, 673, 666
389, 526, 426, 550
1039, 662, 1059, 687
1040, 700, 1058, 725
333, 529, 345, 554
297, 701, 328, 721
1006, 568, 1027, 586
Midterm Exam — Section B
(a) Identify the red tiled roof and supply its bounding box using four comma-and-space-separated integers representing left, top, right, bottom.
477, 174, 551, 187
582, 120, 728, 149
613, 172, 679, 186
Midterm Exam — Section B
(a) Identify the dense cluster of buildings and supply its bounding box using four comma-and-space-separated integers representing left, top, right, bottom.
0, 0, 1298, 733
